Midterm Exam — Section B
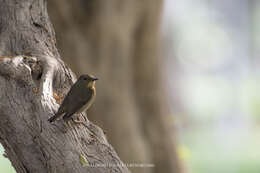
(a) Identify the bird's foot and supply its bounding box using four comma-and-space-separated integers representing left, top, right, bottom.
72, 114, 88, 127
72, 119, 88, 127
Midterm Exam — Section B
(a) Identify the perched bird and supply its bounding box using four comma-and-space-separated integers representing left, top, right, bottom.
48, 74, 98, 123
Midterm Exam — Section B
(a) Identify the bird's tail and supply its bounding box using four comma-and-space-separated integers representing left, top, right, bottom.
48, 113, 63, 123
62, 113, 73, 121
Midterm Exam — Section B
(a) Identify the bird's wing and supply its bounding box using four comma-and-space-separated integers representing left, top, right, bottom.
48, 82, 81, 122
57, 80, 83, 112
66, 88, 94, 116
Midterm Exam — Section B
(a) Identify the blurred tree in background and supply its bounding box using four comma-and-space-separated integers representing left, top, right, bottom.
48, 1, 181, 173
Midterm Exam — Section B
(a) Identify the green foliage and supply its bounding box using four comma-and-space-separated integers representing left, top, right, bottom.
79, 154, 89, 167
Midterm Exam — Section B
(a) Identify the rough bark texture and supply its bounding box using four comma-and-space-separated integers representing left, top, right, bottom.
48, 1, 182, 173
0, 1, 130, 173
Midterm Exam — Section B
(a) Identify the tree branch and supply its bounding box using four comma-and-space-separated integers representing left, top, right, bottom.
0, 0, 130, 172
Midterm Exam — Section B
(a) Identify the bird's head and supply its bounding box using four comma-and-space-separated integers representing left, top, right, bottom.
79, 74, 98, 88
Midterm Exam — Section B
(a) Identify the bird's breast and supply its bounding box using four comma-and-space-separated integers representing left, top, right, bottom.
77, 87, 96, 113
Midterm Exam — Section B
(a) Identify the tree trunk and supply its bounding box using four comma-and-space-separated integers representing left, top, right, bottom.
0, 1, 130, 173
48, 1, 182, 173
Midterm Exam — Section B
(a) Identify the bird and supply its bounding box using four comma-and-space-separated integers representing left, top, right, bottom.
48, 74, 98, 123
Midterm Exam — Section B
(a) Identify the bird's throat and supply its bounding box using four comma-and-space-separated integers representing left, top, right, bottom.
87, 81, 95, 89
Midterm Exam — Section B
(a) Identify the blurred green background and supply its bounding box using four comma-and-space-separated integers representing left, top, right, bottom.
163, 0, 260, 173
1, 0, 260, 172
0, 146, 15, 173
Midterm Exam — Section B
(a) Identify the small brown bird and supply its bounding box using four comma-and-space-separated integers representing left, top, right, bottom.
48, 74, 98, 123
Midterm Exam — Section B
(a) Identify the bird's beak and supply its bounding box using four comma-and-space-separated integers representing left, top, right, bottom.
92, 77, 98, 81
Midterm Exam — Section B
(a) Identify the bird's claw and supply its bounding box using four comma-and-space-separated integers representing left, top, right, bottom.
72, 114, 88, 127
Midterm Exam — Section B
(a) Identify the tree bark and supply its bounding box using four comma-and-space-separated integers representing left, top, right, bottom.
48, 1, 182, 173
48, 2, 153, 173
0, 0, 130, 173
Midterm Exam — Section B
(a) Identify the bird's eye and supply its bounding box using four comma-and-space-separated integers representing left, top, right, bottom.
84, 78, 88, 80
